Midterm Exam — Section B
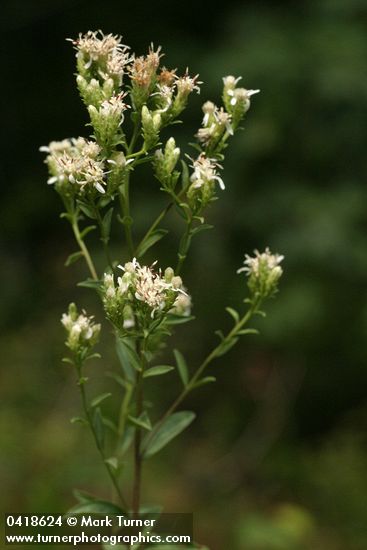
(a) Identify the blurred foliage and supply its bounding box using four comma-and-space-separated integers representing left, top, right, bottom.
1, 0, 367, 548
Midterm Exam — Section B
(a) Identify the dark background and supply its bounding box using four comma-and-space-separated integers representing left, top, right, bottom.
1, 1, 367, 548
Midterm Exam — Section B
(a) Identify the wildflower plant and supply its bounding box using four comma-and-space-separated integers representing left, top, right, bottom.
41, 30, 283, 548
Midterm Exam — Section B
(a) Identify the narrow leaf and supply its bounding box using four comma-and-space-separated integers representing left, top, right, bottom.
174, 349, 189, 386
77, 278, 103, 290
191, 224, 214, 236
143, 365, 174, 378
142, 411, 196, 458
216, 337, 239, 356
118, 425, 134, 456
192, 376, 216, 389
165, 314, 195, 325
128, 411, 152, 431
79, 225, 97, 239
237, 328, 259, 336
226, 307, 240, 323
70, 416, 87, 425
91, 392, 112, 408
102, 207, 114, 239
104, 456, 119, 471
77, 201, 97, 219
115, 337, 136, 381
136, 229, 168, 258
73, 489, 99, 503
65, 251, 84, 267
116, 337, 141, 376
181, 160, 190, 188
67, 500, 124, 516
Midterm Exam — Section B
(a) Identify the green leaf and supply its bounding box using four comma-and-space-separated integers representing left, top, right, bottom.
118, 425, 134, 456
79, 225, 97, 239
65, 251, 84, 267
191, 224, 214, 236
192, 376, 216, 389
77, 201, 97, 219
67, 500, 124, 516
226, 307, 240, 323
116, 337, 141, 380
174, 349, 189, 386
237, 328, 259, 336
104, 456, 119, 471
143, 365, 174, 378
128, 411, 152, 431
115, 337, 135, 382
102, 207, 114, 239
73, 489, 99, 503
77, 278, 103, 290
70, 416, 87, 425
107, 371, 130, 389
216, 337, 239, 357
181, 160, 190, 188
165, 314, 195, 325
142, 411, 196, 458
102, 417, 118, 433
93, 407, 105, 448
91, 392, 112, 408
135, 229, 168, 258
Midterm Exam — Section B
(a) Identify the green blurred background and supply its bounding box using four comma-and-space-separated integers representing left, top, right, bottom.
2, 1, 367, 548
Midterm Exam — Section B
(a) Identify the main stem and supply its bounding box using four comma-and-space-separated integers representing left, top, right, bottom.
132, 339, 145, 516
119, 116, 142, 259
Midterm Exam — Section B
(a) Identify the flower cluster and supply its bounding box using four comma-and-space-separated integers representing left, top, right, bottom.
88, 93, 129, 149
69, 30, 132, 88
40, 137, 106, 195
103, 259, 191, 330
196, 101, 233, 151
61, 303, 101, 354
238, 247, 284, 299
222, 76, 260, 129
187, 154, 224, 208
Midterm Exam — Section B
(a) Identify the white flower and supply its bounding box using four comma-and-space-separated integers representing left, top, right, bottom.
189, 153, 225, 191
229, 88, 260, 106
175, 71, 202, 95
237, 248, 284, 277
41, 137, 107, 194
61, 304, 100, 352
103, 259, 188, 324
223, 75, 242, 88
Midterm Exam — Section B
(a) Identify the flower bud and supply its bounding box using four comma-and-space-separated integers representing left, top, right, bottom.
141, 106, 161, 150
153, 137, 181, 189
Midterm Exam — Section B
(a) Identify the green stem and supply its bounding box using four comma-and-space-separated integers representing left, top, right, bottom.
119, 116, 142, 259
132, 339, 146, 517
76, 368, 127, 509
176, 216, 194, 275
94, 205, 114, 270
71, 218, 98, 280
